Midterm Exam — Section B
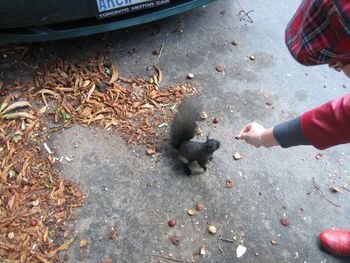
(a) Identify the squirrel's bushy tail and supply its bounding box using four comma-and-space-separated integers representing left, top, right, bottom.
169, 98, 201, 149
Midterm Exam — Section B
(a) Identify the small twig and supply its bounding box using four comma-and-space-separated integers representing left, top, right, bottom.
218, 243, 223, 254
238, 9, 254, 23
340, 185, 350, 192
152, 255, 183, 262
217, 237, 224, 253
219, 236, 235, 243
157, 44, 164, 58
317, 189, 341, 207
312, 177, 342, 208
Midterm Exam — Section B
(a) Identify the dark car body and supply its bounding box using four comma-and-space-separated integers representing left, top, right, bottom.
0, 0, 215, 43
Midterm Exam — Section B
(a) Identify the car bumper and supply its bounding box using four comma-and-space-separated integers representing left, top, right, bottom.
0, 0, 215, 43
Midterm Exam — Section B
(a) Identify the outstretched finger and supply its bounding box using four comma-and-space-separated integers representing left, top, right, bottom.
237, 123, 253, 139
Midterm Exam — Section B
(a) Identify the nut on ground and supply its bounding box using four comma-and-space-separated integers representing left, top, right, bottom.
187, 209, 197, 216
233, 152, 242, 160
79, 239, 88, 248
187, 73, 194, 79
200, 111, 208, 120
208, 225, 217, 234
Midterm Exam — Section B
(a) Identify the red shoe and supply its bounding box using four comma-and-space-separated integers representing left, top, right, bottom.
319, 229, 350, 257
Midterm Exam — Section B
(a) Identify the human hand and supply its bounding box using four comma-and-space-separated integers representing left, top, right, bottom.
236, 122, 278, 148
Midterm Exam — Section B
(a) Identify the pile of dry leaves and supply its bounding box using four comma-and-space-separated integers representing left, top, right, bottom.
0, 55, 195, 262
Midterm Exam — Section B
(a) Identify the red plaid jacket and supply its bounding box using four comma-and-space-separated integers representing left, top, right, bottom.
286, 0, 350, 67
301, 93, 350, 149
273, 0, 350, 149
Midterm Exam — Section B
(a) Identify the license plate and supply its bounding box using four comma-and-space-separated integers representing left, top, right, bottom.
96, 0, 170, 19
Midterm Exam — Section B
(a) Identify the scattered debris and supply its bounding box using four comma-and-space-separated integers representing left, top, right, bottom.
218, 241, 224, 254
311, 177, 341, 207
151, 65, 164, 86
96, 81, 107, 92
232, 40, 239, 46
44, 142, 52, 154
152, 254, 183, 262
30, 218, 38, 226
193, 220, 200, 225
0, 100, 33, 120
265, 100, 273, 106
225, 179, 235, 188
208, 225, 217, 234
153, 46, 162, 56
79, 239, 88, 248
200, 111, 208, 120
146, 146, 156, 155
187, 73, 194, 79
199, 245, 206, 255
294, 252, 299, 259
168, 219, 177, 227
102, 258, 113, 263
196, 202, 205, 211
0, 56, 195, 262
128, 48, 139, 54
171, 235, 181, 245
219, 236, 235, 243
187, 209, 197, 216
281, 217, 291, 226
331, 186, 342, 193
315, 153, 323, 159
236, 244, 247, 258
340, 185, 350, 192
212, 117, 219, 124
158, 123, 168, 128
215, 65, 225, 72
109, 227, 118, 240
233, 152, 242, 160
65, 156, 73, 162
8, 232, 15, 239
195, 126, 203, 136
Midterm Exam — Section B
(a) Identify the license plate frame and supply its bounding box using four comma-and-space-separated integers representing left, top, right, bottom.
95, 0, 171, 19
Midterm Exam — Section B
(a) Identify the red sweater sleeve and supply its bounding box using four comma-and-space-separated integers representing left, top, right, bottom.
301, 93, 350, 149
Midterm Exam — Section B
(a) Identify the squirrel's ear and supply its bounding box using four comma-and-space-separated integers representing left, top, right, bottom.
206, 132, 211, 142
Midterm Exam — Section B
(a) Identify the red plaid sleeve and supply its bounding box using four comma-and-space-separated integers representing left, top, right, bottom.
301, 93, 350, 149
285, 0, 350, 66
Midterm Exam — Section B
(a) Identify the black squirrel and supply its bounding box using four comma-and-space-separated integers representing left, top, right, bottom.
169, 99, 220, 174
